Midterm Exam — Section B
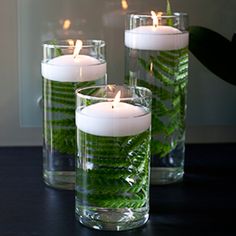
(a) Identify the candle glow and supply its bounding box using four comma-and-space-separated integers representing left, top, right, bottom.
67, 39, 74, 47
73, 40, 83, 61
63, 19, 71, 30
151, 11, 163, 28
121, 0, 128, 10
151, 11, 158, 27
112, 91, 121, 109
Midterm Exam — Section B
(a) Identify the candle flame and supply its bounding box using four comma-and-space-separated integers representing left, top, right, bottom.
151, 11, 163, 27
121, 0, 128, 10
73, 40, 83, 60
112, 91, 121, 109
150, 62, 153, 74
151, 11, 158, 27
63, 19, 71, 30
67, 39, 74, 47
107, 85, 115, 92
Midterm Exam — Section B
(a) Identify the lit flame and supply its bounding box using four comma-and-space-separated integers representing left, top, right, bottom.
67, 39, 74, 47
151, 11, 163, 27
150, 62, 153, 74
73, 40, 83, 60
121, 0, 128, 10
157, 12, 163, 18
107, 85, 115, 92
112, 91, 121, 109
63, 19, 71, 30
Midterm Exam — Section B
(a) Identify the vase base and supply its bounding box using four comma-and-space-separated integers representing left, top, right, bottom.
43, 170, 75, 190
76, 205, 149, 231
150, 167, 183, 185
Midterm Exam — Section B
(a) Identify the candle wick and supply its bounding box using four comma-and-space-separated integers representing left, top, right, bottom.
73, 54, 79, 62
112, 105, 114, 109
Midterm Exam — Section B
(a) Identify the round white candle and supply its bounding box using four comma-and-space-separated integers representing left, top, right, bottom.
41, 54, 106, 82
125, 25, 189, 51
76, 102, 151, 137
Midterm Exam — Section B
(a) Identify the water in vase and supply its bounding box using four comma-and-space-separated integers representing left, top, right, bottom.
43, 78, 105, 189
75, 129, 151, 231
125, 47, 188, 184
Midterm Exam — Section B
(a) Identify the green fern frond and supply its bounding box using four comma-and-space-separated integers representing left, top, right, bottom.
47, 91, 75, 100
136, 48, 188, 158
46, 96, 75, 106
47, 119, 75, 127
49, 128, 76, 155
44, 78, 100, 155
166, 0, 174, 26
46, 107, 75, 115
76, 130, 150, 208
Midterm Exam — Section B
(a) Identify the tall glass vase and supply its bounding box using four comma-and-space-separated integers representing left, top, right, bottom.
41, 40, 107, 189
125, 12, 189, 185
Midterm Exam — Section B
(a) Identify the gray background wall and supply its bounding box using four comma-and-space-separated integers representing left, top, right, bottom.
0, 0, 235, 146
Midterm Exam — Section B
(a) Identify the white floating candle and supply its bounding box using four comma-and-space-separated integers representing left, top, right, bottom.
76, 92, 151, 137
125, 12, 188, 51
41, 40, 106, 82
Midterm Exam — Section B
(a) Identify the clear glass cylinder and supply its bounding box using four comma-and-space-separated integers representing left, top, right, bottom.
41, 40, 107, 190
125, 12, 189, 185
75, 85, 152, 231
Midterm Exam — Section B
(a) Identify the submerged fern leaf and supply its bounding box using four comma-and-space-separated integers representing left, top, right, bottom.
44, 78, 98, 155
166, 0, 174, 26
137, 48, 188, 158
76, 130, 150, 208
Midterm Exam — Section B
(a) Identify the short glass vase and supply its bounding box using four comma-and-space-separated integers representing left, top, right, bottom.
75, 84, 152, 231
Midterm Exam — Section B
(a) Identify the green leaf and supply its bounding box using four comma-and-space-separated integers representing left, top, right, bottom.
76, 130, 150, 209
44, 79, 98, 155
166, 0, 174, 26
47, 119, 75, 127
46, 96, 75, 106
48, 80, 76, 89
47, 128, 76, 155
46, 107, 75, 115
138, 57, 150, 71
135, 48, 188, 158
189, 26, 235, 85
151, 140, 176, 157
50, 40, 63, 57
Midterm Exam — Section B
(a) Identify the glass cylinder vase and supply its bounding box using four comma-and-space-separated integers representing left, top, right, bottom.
75, 85, 152, 231
41, 40, 107, 190
125, 12, 189, 185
